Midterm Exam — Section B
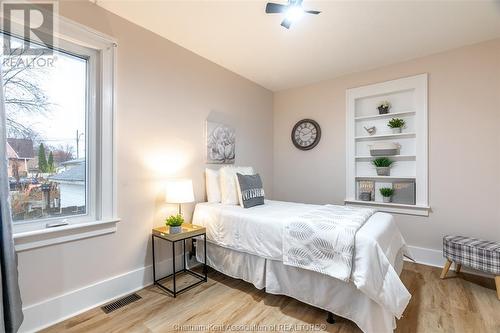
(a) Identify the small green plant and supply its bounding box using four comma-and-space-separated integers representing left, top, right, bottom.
388, 118, 406, 129
165, 214, 184, 227
379, 188, 394, 197
378, 101, 391, 109
372, 157, 394, 168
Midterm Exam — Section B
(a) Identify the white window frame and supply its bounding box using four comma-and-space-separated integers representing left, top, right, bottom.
2, 15, 120, 251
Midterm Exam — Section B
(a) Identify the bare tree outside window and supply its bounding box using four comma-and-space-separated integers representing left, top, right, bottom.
3, 45, 51, 141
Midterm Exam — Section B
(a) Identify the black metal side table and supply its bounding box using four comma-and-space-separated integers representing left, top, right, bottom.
152, 224, 207, 297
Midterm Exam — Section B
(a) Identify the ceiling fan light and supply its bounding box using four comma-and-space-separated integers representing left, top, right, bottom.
285, 6, 304, 22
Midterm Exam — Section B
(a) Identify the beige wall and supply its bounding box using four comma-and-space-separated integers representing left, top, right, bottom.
273, 38, 500, 251
17, 1, 273, 307
15, 1, 500, 328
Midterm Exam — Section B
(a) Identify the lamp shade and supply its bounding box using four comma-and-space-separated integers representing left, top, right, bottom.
165, 179, 195, 204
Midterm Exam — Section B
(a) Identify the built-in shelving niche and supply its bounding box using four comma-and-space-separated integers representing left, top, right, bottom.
345, 74, 430, 216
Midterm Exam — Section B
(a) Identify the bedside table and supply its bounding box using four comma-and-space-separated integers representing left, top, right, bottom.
152, 224, 207, 297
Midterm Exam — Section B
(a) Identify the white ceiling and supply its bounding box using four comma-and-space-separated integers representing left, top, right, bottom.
96, 0, 500, 91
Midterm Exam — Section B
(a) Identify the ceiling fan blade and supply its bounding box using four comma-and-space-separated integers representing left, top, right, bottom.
281, 18, 292, 29
304, 10, 321, 14
265, 3, 288, 13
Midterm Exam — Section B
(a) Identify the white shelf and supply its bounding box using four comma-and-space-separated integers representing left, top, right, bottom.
345, 200, 430, 216
354, 111, 415, 121
355, 155, 415, 160
346, 74, 429, 216
355, 132, 416, 141
355, 175, 415, 180
346, 199, 427, 209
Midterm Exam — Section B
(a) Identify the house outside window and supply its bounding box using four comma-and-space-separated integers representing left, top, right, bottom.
7, 138, 35, 180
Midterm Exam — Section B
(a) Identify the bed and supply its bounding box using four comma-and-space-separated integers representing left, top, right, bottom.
192, 199, 411, 333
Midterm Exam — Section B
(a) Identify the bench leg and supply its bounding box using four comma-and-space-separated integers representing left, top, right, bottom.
495, 276, 500, 301
455, 263, 462, 274
440, 259, 452, 279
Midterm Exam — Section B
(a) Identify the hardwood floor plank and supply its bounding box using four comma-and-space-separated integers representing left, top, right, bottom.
42, 262, 500, 333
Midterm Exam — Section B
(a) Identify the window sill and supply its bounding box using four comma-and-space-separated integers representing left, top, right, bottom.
13, 219, 121, 252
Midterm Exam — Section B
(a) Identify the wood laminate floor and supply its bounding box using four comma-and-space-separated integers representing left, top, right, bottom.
43, 262, 500, 333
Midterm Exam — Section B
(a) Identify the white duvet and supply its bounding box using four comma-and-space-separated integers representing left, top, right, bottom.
192, 200, 411, 320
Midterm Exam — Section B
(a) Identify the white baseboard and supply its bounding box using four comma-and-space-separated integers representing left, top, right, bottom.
405, 245, 492, 277
19, 245, 492, 332
20, 266, 152, 333
406, 245, 444, 268
19, 254, 187, 333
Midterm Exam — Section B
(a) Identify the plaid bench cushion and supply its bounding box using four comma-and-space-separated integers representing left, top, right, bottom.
443, 235, 500, 275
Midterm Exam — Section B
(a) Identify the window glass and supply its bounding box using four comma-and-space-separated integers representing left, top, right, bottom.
2, 33, 88, 223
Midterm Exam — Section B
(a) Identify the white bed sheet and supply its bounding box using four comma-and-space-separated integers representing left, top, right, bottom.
192, 200, 411, 330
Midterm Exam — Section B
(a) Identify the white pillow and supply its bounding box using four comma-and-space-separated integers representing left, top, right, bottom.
205, 168, 221, 203
220, 166, 254, 205
236, 175, 244, 207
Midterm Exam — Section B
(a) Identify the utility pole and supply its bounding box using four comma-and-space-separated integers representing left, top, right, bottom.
76, 130, 84, 159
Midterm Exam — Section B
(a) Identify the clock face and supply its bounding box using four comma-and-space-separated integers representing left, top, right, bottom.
291, 119, 321, 150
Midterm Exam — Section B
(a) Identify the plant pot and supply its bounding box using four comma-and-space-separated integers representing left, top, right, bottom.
168, 225, 182, 234
378, 106, 389, 114
376, 167, 391, 176
392, 127, 402, 134
382, 196, 392, 203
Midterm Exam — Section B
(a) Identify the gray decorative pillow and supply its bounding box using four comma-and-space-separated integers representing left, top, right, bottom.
236, 173, 265, 208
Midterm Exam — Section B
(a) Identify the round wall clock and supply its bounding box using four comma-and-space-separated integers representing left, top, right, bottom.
291, 119, 321, 150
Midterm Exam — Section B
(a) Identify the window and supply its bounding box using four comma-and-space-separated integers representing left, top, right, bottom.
2, 14, 118, 247
4, 34, 89, 225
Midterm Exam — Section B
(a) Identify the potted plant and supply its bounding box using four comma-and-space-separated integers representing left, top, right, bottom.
379, 187, 394, 203
377, 101, 391, 114
388, 118, 406, 134
372, 157, 394, 176
165, 214, 184, 234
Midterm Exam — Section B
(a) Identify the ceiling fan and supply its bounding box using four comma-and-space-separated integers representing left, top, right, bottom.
265, 0, 321, 29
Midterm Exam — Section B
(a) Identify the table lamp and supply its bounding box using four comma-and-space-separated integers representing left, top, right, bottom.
165, 179, 195, 215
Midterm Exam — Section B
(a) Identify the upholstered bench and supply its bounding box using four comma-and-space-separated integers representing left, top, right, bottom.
441, 235, 500, 300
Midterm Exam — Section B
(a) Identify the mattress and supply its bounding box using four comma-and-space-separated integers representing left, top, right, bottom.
193, 200, 404, 268
192, 200, 411, 320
